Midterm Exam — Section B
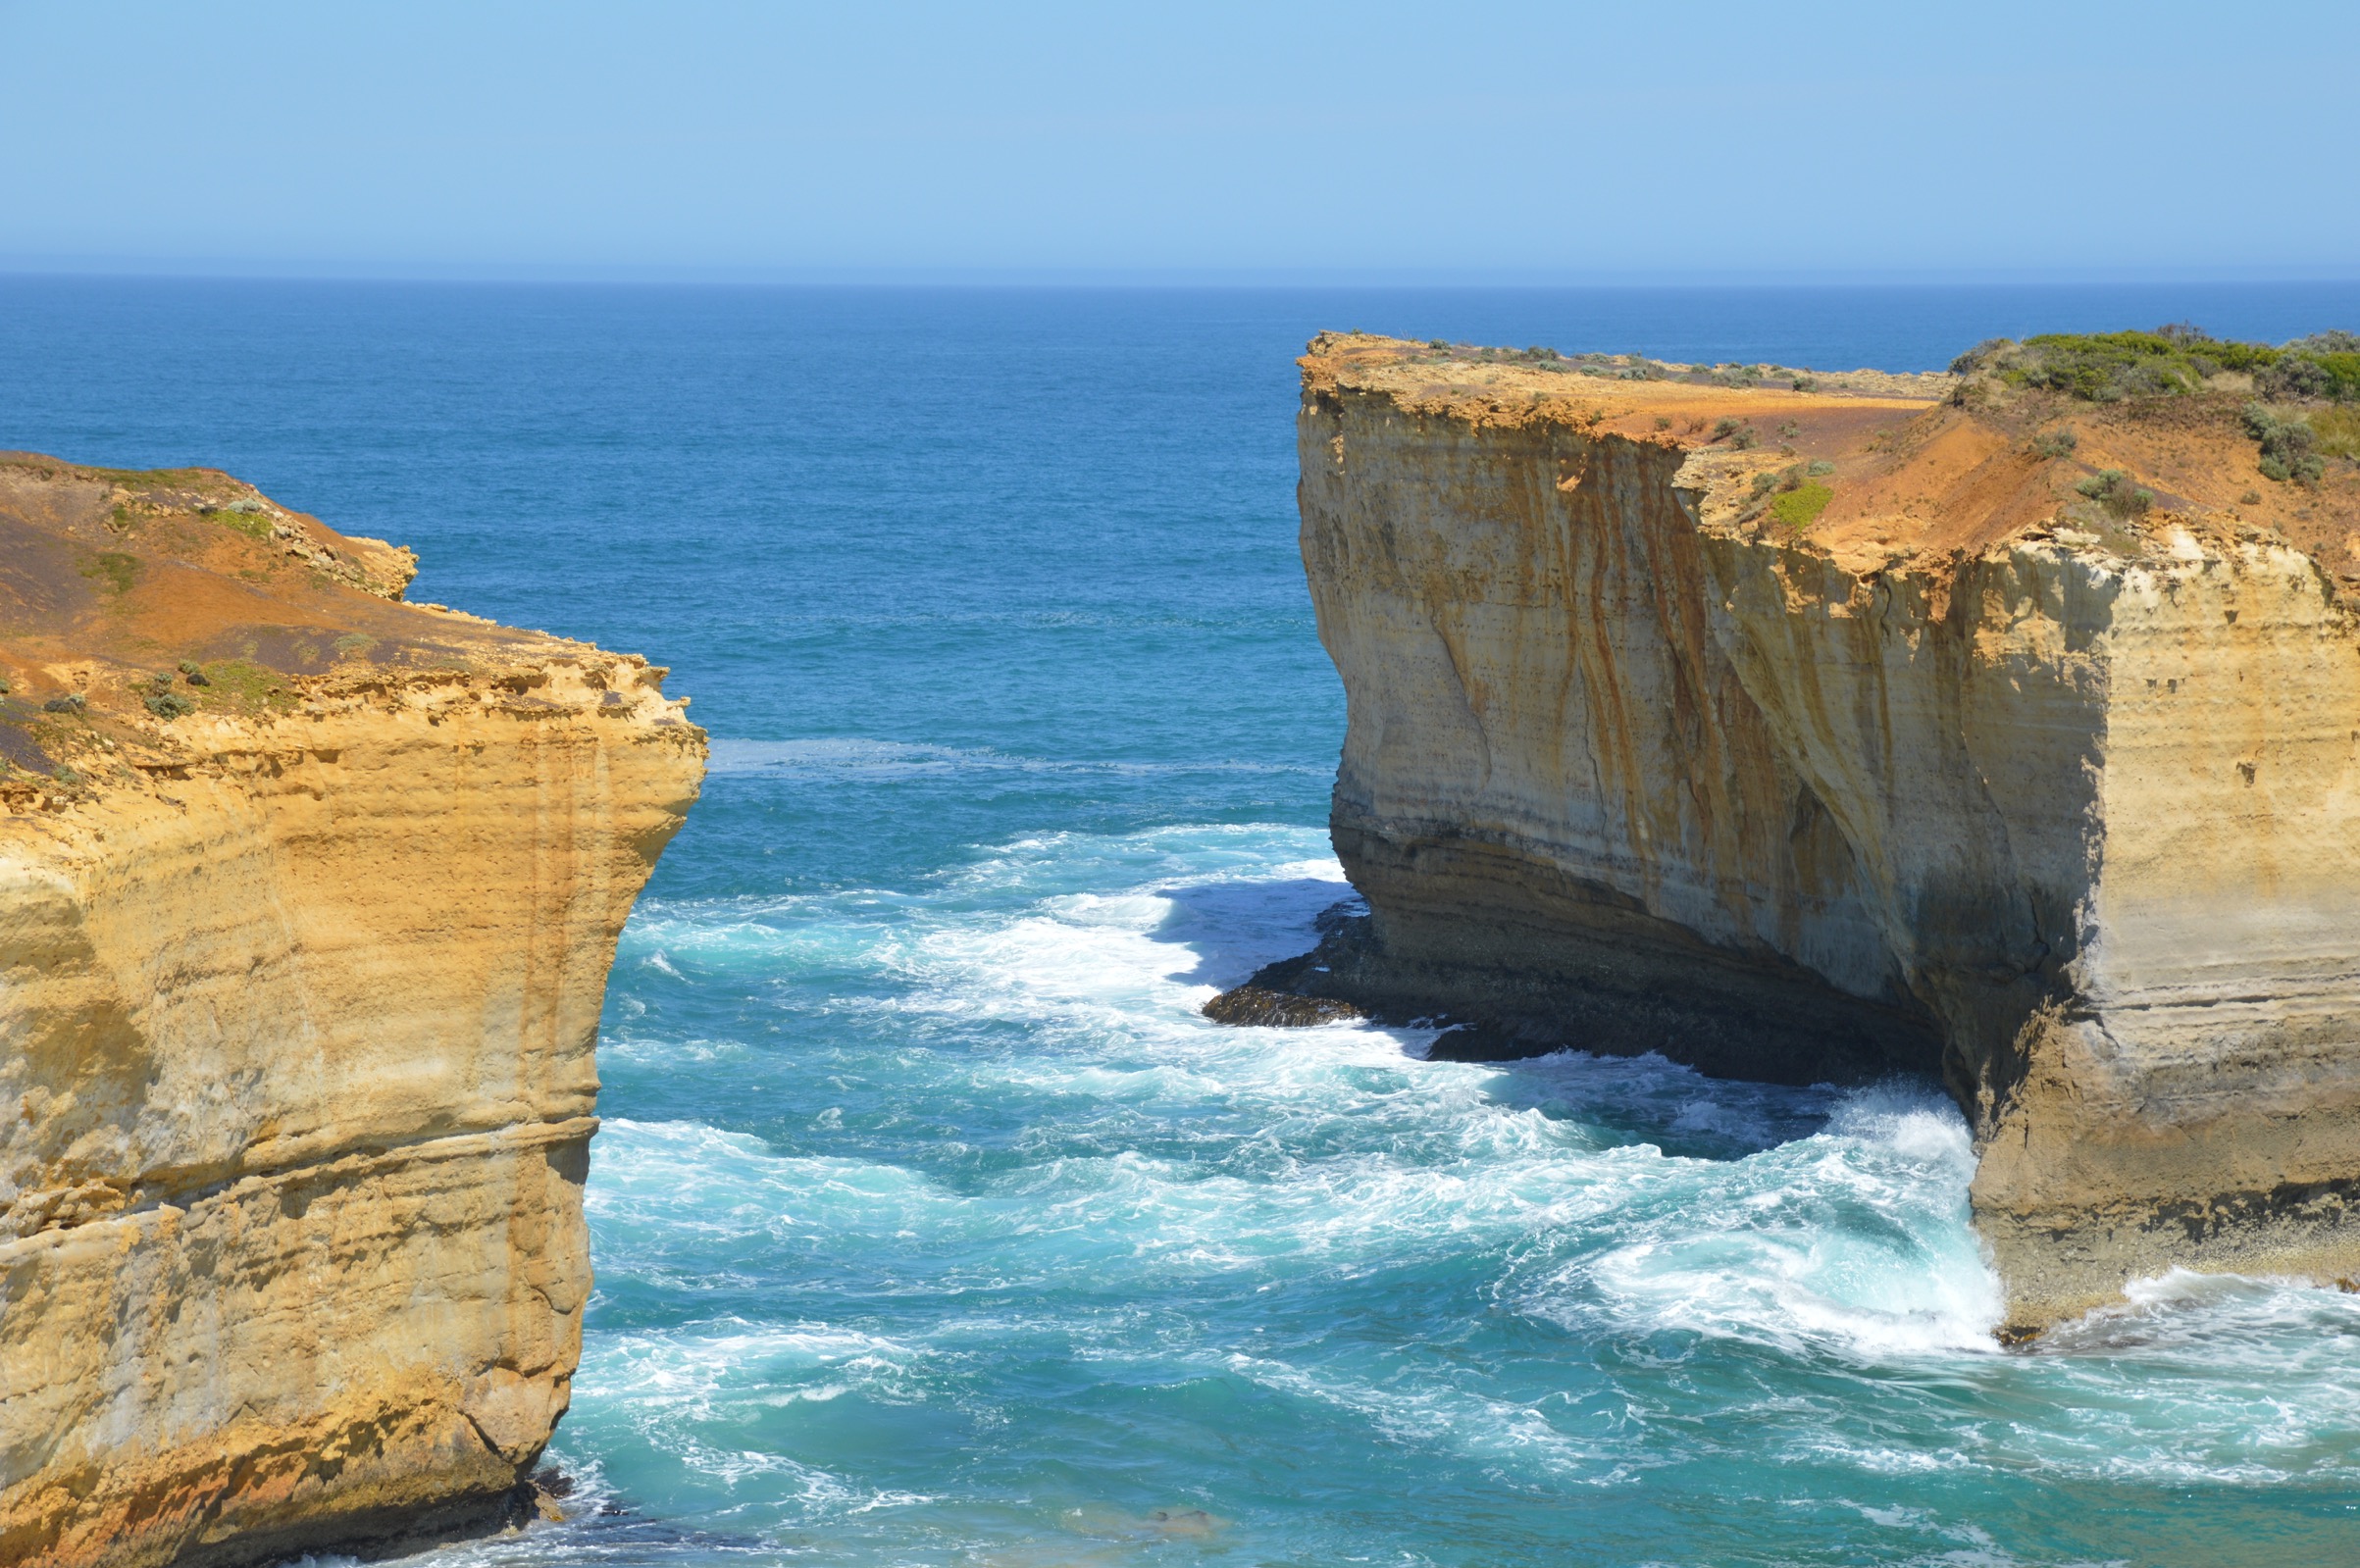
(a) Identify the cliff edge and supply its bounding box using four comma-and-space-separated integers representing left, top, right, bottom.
0, 456, 705, 1565
1224, 332, 2360, 1336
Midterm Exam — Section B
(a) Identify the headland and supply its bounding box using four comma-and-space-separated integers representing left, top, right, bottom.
1216, 329, 2360, 1336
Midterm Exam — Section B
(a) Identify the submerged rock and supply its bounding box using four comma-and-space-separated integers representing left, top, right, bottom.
1225, 333, 2360, 1338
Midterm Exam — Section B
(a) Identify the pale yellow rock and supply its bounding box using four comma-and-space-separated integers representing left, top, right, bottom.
0, 456, 704, 1566
1282, 336, 2360, 1335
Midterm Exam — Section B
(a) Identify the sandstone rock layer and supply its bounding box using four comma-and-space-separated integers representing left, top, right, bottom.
1265, 336, 2360, 1334
0, 456, 704, 1566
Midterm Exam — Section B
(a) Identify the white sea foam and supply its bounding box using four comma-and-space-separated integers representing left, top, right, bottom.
534, 818, 2360, 1561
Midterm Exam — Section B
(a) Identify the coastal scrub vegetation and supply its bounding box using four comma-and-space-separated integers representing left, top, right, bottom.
2075, 470, 2156, 520
1952, 325, 2359, 493
143, 672, 195, 720
2243, 404, 2325, 484
1953, 326, 2360, 405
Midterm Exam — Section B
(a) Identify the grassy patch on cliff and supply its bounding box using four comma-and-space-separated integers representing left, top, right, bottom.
2311, 405, 2360, 461
83, 465, 219, 489
190, 658, 295, 714
1770, 481, 1832, 532
202, 501, 276, 539
1739, 465, 1834, 534
78, 551, 139, 594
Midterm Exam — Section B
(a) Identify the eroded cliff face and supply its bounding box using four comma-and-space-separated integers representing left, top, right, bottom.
0, 456, 704, 1566
1261, 336, 2360, 1334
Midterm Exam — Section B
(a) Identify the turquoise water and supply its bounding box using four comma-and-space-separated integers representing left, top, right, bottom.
7, 279, 2360, 1565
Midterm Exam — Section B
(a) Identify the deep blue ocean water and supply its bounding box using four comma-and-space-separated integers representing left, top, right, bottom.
7, 278, 2360, 1567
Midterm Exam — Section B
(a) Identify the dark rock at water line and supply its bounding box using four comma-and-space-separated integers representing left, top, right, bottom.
1202, 983, 1365, 1028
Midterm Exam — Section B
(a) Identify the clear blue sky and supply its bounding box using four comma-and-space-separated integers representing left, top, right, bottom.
3, 0, 2352, 282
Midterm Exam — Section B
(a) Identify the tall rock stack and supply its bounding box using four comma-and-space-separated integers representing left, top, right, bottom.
0, 457, 704, 1567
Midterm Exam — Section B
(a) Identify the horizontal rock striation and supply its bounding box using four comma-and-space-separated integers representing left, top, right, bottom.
1230, 335, 2360, 1334
0, 456, 704, 1566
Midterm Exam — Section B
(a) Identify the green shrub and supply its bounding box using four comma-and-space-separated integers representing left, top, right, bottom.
2076, 469, 2155, 518
177, 659, 210, 685
144, 675, 193, 720
1806, 459, 1836, 476
2244, 403, 2326, 483
1769, 481, 1833, 532
2259, 357, 2334, 401
42, 694, 85, 715
1950, 338, 2009, 375
1712, 418, 1758, 449
2029, 428, 2079, 459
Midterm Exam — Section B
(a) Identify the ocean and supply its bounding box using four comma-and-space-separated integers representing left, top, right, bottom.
7, 278, 2360, 1566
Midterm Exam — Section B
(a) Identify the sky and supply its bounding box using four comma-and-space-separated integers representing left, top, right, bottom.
2, 0, 2353, 283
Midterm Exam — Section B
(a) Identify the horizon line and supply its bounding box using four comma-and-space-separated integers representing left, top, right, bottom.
7, 259, 2360, 292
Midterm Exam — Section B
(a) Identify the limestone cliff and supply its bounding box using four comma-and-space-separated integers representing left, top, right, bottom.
0, 456, 704, 1565
1228, 335, 2360, 1335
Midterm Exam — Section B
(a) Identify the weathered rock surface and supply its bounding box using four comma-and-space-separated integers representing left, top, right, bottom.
0, 456, 705, 1565
1218, 335, 2360, 1335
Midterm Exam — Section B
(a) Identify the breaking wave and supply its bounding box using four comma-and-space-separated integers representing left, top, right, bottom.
392, 817, 2360, 1565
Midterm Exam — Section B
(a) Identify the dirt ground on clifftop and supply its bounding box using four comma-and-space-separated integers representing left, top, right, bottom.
1304, 333, 2360, 587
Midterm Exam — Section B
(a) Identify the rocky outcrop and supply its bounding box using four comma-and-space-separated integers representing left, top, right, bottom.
1227, 336, 2360, 1335
0, 456, 704, 1565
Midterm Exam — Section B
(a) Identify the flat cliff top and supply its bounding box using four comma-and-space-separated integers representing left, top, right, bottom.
0, 453, 693, 801
1303, 333, 2360, 583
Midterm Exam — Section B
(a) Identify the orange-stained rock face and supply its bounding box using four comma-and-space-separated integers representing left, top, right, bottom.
0, 455, 706, 1567
1290, 336, 2360, 1336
